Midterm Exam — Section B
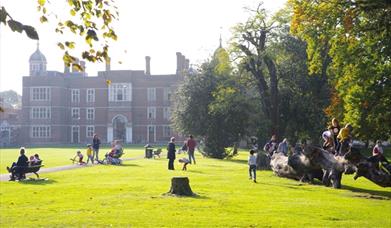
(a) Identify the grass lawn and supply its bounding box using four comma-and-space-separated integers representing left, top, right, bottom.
0, 146, 148, 174
0, 147, 390, 227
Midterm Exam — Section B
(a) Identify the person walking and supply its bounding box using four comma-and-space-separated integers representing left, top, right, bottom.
248, 149, 257, 183
92, 134, 101, 163
167, 137, 176, 170
186, 135, 197, 164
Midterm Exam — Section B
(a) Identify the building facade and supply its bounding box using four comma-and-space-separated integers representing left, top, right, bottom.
19, 45, 190, 145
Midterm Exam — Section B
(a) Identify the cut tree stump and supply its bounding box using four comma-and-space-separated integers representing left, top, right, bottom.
167, 177, 194, 196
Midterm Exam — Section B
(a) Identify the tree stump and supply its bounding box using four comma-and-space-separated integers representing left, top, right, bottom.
167, 177, 194, 196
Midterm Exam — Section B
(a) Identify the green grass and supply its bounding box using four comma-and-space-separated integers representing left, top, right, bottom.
0, 146, 146, 173
0, 148, 390, 227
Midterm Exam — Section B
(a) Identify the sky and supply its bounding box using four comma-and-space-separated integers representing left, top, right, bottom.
0, 0, 286, 94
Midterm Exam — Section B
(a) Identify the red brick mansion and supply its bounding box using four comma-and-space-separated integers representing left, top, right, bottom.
6, 45, 190, 145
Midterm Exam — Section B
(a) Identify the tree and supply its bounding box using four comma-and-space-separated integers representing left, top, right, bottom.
231, 4, 280, 137
0, 0, 118, 70
172, 48, 254, 158
0, 90, 22, 108
290, 0, 391, 141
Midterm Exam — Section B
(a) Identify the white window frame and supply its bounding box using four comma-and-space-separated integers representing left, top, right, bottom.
147, 107, 156, 119
71, 108, 80, 119
147, 125, 156, 142
163, 125, 171, 137
30, 87, 51, 101
86, 125, 95, 138
147, 88, 156, 101
31, 125, 51, 138
86, 108, 95, 120
86, 89, 95, 103
71, 89, 80, 103
71, 125, 80, 143
163, 87, 171, 101
31, 107, 51, 119
163, 107, 171, 120
108, 83, 132, 102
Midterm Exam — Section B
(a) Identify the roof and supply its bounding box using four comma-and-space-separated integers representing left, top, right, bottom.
29, 45, 47, 63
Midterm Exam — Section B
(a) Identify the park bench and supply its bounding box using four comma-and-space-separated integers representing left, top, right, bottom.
9, 160, 44, 181
153, 148, 162, 159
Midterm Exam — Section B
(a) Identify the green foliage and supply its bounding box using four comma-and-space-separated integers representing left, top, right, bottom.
290, 0, 391, 141
173, 52, 254, 159
0, 1, 119, 71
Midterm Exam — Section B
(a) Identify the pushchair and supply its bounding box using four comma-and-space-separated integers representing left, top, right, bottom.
102, 149, 124, 165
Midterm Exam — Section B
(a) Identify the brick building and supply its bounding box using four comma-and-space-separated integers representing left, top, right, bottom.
19, 45, 190, 145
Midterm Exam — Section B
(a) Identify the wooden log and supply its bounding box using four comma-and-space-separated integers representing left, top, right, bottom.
167, 177, 194, 196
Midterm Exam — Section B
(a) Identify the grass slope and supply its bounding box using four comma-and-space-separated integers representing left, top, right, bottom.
0, 150, 390, 227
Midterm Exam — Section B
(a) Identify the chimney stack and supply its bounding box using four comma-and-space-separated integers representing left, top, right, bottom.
185, 59, 190, 71
80, 61, 86, 73
145, 56, 151, 75
64, 63, 70, 74
105, 57, 111, 71
176, 52, 182, 75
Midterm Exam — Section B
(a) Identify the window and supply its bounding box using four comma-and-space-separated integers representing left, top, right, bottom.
31, 126, 51, 138
31, 87, 50, 101
109, 83, 132, 101
86, 108, 95, 120
147, 107, 156, 119
163, 107, 171, 120
71, 89, 80, 103
147, 88, 156, 101
31, 107, 51, 119
86, 89, 95, 103
86, 126, 95, 138
163, 88, 171, 101
163, 126, 171, 137
71, 108, 80, 119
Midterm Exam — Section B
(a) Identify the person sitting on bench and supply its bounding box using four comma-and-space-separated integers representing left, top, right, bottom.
6, 147, 29, 179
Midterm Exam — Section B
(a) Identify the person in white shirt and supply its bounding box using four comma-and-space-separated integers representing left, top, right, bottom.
248, 149, 257, 183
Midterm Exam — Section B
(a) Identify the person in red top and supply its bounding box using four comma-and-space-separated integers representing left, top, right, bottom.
186, 135, 197, 164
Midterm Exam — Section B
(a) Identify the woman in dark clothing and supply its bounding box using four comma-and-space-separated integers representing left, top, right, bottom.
167, 137, 176, 170
92, 134, 101, 163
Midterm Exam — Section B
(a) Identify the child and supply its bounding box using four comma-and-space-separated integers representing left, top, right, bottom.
86, 144, 93, 164
248, 149, 257, 183
178, 157, 190, 171
29, 155, 37, 166
73, 151, 85, 165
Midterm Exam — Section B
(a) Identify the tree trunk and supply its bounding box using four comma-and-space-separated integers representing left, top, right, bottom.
167, 177, 194, 196
256, 152, 271, 170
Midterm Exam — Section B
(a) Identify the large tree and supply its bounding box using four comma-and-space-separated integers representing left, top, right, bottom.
172, 48, 254, 158
290, 0, 391, 141
231, 5, 280, 137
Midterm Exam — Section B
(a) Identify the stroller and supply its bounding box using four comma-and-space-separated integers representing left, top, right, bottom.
102, 148, 124, 165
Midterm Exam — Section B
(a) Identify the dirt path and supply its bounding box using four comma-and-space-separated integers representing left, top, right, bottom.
0, 155, 145, 182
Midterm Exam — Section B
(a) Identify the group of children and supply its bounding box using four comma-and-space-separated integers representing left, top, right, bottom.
72, 140, 123, 165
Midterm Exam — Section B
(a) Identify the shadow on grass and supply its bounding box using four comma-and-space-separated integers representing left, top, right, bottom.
342, 184, 391, 200
18, 178, 57, 185
223, 158, 248, 165
186, 170, 204, 174
161, 193, 209, 199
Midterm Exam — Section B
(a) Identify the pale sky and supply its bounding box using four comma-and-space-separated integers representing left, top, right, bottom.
0, 0, 286, 94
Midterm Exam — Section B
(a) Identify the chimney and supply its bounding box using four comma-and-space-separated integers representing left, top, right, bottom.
71, 58, 80, 72
185, 59, 190, 71
80, 61, 86, 72
64, 63, 70, 74
105, 57, 111, 71
145, 56, 151, 75
176, 52, 182, 74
